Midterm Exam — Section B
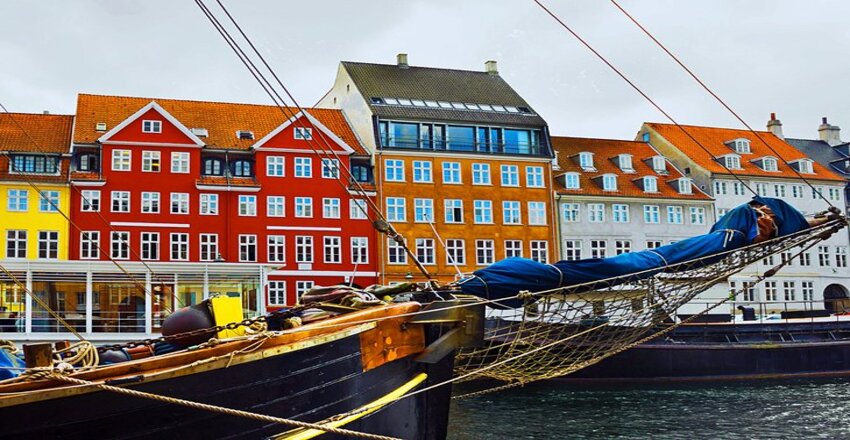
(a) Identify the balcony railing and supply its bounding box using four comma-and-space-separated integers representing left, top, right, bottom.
379, 134, 549, 156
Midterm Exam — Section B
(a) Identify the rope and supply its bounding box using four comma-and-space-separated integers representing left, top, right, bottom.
46, 374, 400, 440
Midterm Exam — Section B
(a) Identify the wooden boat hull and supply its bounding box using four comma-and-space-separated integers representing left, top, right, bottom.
0, 304, 457, 439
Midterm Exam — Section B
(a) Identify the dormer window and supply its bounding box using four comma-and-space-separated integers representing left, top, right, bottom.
564, 172, 580, 189
77, 153, 99, 172
726, 138, 750, 154
721, 154, 742, 170
617, 154, 634, 172
761, 157, 778, 172
231, 160, 253, 177
677, 178, 693, 194
795, 159, 814, 174
237, 130, 254, 140
294, 127, 313, 140
142, 120, 162, 133
203, 158, 224, 176
602, 174, 617, 191
578, 152, 595, 171
651, 155, 667, 173
643, 176, 658, 193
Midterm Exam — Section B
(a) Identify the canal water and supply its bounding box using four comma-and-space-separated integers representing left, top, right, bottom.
448, 378, 850, 439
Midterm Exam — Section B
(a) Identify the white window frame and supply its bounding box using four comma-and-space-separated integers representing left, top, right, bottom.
445, 199, 464, 224
267, 196, 285, 217
384, 159, 405, 182
200, 234, 219, 262
295, 197, 313, 218
238, 234, 257, 262
526, 166, 544, 188
294, 157, 312, 178
474, 200, 494, 224
414, 198, 434, 223
472, 163, 491, 185
110, 191, 130, 213
442, 162, 462, 184
111, 149, 131, 172
141, 151, 161, 173
170, 193, 190, 215
564, 172, 580, 189
386, 197, 406, 222
81, 190, 100, 212
612, 204, 630, 223
321, 158, 339, 179
80, 231, 100, 259
142, 120, 162, 133
200, 193, 219, 215
528, 201, 546, 225
323, 198, 341, 219
350, 199, 368, 220
500, 164, 519, 187
141, 192, 160, 214
266, 156, 285, 177
267, 235, 286, 263
171, 152, 190, 174
412, 161, 433, 183
588, 203, 605, 223
110, 231, 130, 260
170, 233, 189, 261
643, 205, 660, 224
643, 176, 658, 193
324, 236, 342, 264
351, 237, 369, 264
502, 201, 521, 225
295, 236, 313, 263
140, 232, 159, 260
475, 239, 495, 266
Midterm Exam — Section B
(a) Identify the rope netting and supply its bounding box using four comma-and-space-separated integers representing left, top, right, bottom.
453, 218, 846, 383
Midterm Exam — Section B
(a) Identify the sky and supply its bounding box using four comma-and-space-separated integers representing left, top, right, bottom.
2, 0, 849, 141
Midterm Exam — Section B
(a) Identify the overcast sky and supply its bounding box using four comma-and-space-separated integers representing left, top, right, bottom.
2, 0, 849, 140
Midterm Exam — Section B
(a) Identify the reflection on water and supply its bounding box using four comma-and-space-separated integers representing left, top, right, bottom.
449, 378, 850, 439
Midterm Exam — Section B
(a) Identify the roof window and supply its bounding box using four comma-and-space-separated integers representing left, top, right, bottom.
564, 172, 580, 189
237, 130, 255, 140
190, 128, 208, 137
677, 178, 693, 194
578, 152, 595, 171
651, 155, 667, 174
95, 122, 107, 132
617, 154, 634, 173
602, 174, 617, 191
642, 176, 658, 193
725, 138, 751, 154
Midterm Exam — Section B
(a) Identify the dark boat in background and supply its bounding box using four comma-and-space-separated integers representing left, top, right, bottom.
0, 299, 483, 440
564, 304, 850, 382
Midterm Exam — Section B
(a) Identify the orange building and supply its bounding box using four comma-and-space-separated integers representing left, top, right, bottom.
320, 54, 557, 283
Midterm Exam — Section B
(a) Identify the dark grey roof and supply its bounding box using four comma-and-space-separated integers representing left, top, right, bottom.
341, 61, 547, 127
785, 137, 850, 179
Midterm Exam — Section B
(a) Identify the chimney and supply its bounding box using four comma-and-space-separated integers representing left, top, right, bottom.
766, 112, 783, 139
42, 110, 50, 115
818, 117, 842, 146
485, 60, 498, 75
396, 53, 409, 69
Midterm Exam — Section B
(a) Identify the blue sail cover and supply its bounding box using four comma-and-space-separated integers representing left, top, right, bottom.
459, 197, 809, 307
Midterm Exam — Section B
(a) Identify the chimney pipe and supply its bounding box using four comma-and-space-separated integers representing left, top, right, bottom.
485, 60, 498, 75
396, 53, 409, 69
767, 112, 783, 139
818, 116, 842, 146
42, 110, 49, 115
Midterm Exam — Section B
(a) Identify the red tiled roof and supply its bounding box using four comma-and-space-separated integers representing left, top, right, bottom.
645, 123, 844, 182
70, 171, 104, 181
0, 112, 73, 153
196, 176, 260, 187
73, 94, 366, 154
551, 136, 712, 200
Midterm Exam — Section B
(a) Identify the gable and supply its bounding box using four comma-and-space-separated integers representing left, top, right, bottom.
253, 111, 354, 154
98, 102, 203, 147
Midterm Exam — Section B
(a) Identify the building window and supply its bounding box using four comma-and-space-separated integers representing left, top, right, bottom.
412, 161, 432, 183
416, 238, 435, 265
111, 231, 129, 260
295, 197, 313, 218
678, 179, 692, 195
526, 166, 544, 188
578, 152, 594, 170
562, 203, 580, 222
351, 237, 369, 264
601, 174, 617, 191
731, 139, 750, 154
563, 240, 582, 261
588, 203, 605, 223
321, 158, 339, 179
239, 235, 257, 262
35, 231, 58, 259
724, 155, 742, 170
443, 162, 462, 184
80, 231, 100, 259
231, 160, 253, 177
294, 157, 312, 178
385, 159, 405, 182
798, 159, 814, 174
200, 194, 218, 215
445, 199, 463, 223
5, 230, 26, 258
837, 247, 848, 268
733, 182, 746, 196
112, 149, 131, 171
564, 172, 580, 189
717, 208, 729, 219
387, 238, 408, 264
446, 239, 465, 265
783, 281, 796, 301
818, 245, 830, 267
689, 207, 706, 225
386, 197, 406, 222
142, 151, 161, 172
414, 198, 434, 222
200, 234, 219, 261
713, 181, 727, 196
324, 236, 342, 264
643, 205, 660, 224
7, 189, 28, 212
612, 204, 629, 223
530, 241, 548, 263
295, 236, 313, 263
294, 127, 312, 140
39, 190, 59, 212
171, 152, 190, 173
773, 184, 786, 198
81, 190, 100, 212
236, 195, 255, 217
267, 196, 285, 217
764, 281, 777, 302
742, 281, 757, 302
267, 156, 285, 177
646, 240, 663, 249
500, 164, 519, 186
171, 193, 190, 215
472, 163, 491, 185
667, 206, 684, 224
615, 240, 631, 255
651, 156, 666, 173
528, 201, 546, 225
643, 176, 658, 193
268, 281, 287, 306
267, 235, 286, 262
10, 154, 59, 174
295, 281, 315, 297
111, 191, 130, 213
828, 187, 841, 201
755, 183, 768, 197
474, 200, 494, 224
170, 233, 189, 261
590, 240, 607, 259
476, 240, 495, 265
350, 199, 368, 220
141, 232, 159, 260
142, 120, 162, 133
618, 154, 634, 172
505, 240, 523, 258
141, 192, 160, 213
802, 281, 814, 301
323, 198, 341, 219
799, 252, 811, 267
203, 158, 223, 176
762, 157, 778, 172
503, 201, 521, 224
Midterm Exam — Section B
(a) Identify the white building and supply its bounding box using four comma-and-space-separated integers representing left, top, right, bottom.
639, 122, 850, 314
551, 136, 724, 316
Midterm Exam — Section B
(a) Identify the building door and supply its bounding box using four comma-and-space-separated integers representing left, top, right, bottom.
823, 284, 849, 313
